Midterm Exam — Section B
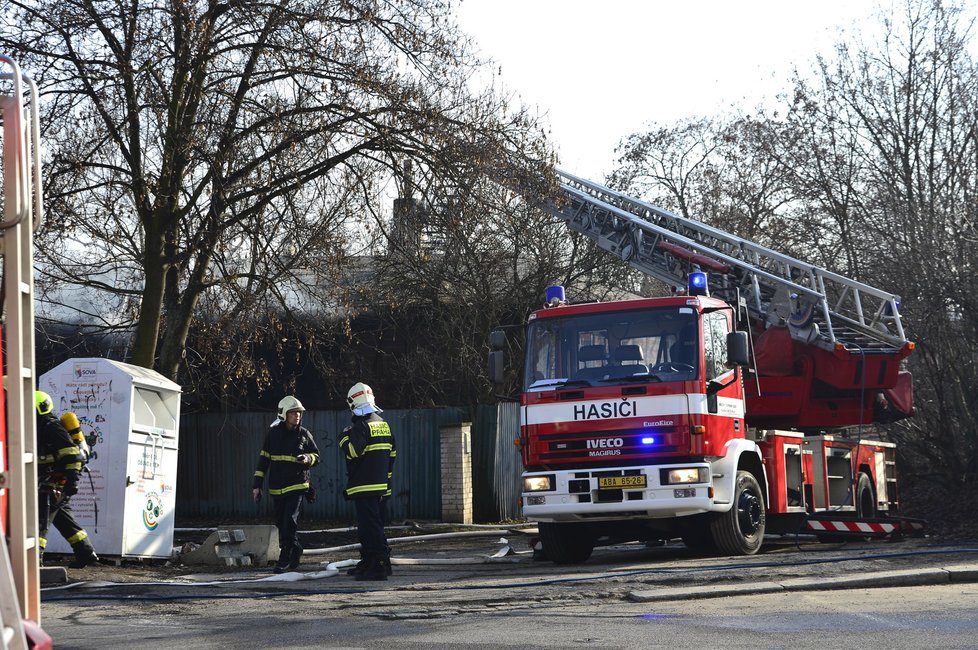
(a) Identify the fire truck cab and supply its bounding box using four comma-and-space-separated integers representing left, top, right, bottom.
515, 278, 768, 560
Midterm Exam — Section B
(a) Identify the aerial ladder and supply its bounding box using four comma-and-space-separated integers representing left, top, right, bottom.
549, 170, 914, 430
0, 55, 45, 650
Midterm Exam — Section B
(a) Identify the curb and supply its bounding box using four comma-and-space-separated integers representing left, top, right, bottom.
627, 563, 978, 602
40, 566, 68, 586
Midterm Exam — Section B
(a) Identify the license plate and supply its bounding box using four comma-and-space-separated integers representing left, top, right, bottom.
598, 475, 647, 489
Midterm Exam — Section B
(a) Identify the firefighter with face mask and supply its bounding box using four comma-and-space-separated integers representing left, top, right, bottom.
340, 382, 396, 581
252, 395, 320, 573
35, 391, 99, 568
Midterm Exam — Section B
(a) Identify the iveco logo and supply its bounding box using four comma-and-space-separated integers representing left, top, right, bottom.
586, 438, 624, 449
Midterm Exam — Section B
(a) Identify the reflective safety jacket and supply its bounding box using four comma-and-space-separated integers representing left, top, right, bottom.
37, 413, 83, 492
252, 421, 320, 496
340, 412, 396, 499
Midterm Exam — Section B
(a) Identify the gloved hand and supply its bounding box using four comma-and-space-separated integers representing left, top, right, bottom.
253, 487, 262, 503
296, 454, 310, 466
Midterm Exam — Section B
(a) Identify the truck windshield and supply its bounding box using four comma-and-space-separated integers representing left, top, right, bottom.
524, 307, 699, 389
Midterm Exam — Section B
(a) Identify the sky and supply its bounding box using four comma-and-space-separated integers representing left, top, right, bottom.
455, 0, 880, 181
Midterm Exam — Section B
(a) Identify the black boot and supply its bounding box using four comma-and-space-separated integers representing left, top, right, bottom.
69, 551, 99, 569
273, 546, 292, 573
287, 545, 304, 571
346, 557, 366, 576
354, 556, 388, 581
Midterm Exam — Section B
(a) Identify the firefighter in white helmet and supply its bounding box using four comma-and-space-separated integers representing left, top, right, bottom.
339, 382, 397, 580
252, 395, 320, 573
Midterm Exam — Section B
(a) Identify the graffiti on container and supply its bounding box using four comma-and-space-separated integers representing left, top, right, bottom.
76, 414, 105, 447
58, 379, 112, 414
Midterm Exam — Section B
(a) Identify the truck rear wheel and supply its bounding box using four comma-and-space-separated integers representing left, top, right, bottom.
537, 522, 595, 564
856, 472, 876, 518
710, 470, 765, 555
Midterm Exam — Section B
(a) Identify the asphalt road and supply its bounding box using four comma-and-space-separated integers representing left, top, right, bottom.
37, 529, 978, 649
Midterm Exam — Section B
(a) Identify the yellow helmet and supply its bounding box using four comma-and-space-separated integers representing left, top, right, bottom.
346, 382, 376, 410
35, 391, 53, 416
277, 395, 305, 419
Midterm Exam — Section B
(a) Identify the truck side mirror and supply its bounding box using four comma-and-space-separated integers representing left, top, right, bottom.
727, 331, 749, 367
488, 350, 504, 385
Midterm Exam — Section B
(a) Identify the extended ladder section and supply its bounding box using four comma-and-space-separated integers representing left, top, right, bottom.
552, 170, 909, 355
0, 54, 43, 648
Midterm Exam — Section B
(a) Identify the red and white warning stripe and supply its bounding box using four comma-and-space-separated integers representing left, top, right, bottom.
806, 520, 899, 534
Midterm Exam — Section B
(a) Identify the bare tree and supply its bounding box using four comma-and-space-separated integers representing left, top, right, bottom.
610, 115, 809, 260
351, 159, 636, 407
2, 0, 551, 385
604, 1, 978, 527
788, 0, 978, 510
611, 118, 721, 220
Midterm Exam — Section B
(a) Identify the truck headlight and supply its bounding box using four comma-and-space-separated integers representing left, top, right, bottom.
523, 475, 555, 492
662, 467, 707, 484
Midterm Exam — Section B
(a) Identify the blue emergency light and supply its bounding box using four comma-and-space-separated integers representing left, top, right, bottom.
545, 285, 566, 307
687, 271, 708, 296
640, 436, 656, 445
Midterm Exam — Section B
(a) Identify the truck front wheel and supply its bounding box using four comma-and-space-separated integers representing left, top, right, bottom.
710, 470, 766, 555
537, 522, 595, 564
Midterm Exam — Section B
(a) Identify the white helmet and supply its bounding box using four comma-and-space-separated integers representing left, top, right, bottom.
346, 382, 377, 411
277, 395, 305, 419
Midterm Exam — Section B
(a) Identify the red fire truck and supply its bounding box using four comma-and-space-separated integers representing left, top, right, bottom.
1, 54, 51, 648
490, 171, 917, 562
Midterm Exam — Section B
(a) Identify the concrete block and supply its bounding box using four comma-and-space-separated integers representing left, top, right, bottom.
182, 525, 279, 566
40, 566, 68, 586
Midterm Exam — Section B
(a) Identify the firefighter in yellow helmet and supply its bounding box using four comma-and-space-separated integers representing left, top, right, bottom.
35, 391, 99, 568
339, 382, 396, 580
252, 395, 320, 573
